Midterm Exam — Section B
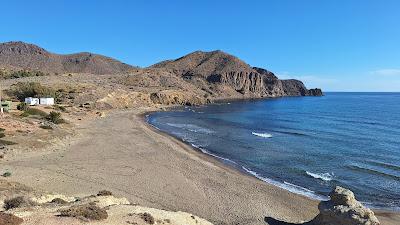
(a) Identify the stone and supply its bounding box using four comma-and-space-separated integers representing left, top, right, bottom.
311, 186, 380, 225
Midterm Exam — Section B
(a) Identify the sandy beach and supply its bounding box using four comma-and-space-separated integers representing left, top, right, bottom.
1, 109, 398, 225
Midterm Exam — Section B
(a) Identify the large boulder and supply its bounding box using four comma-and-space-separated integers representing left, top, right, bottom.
311, 186, 380, 225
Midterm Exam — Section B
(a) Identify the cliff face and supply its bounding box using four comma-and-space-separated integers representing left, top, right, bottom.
281, 79, 323, 96
151, 50, 322, 98
0, 41, 134, 74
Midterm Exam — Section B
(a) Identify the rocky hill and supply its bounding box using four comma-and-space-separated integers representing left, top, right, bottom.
0, 42, 322, 106
150, 50, 322, 98
0, 41, 134, 75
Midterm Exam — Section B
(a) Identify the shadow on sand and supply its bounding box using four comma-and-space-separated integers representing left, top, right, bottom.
264, 217, 313, 225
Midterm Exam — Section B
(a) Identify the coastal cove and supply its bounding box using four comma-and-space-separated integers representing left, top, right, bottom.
1, 106, 398, 224
147, 92, 400, 212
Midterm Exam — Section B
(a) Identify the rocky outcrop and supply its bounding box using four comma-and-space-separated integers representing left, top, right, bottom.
151, 50, 323, 98
0, 41, 134, 74
311, 186, 380, 225
281, 79, 323, 96
308, 88, 323, 96
1, 191, 214, 225
150, 90, 208, 106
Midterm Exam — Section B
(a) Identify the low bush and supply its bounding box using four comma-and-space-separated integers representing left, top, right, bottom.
4, 196, 34, 210
0, 128, 4, 138
59, 204, 108, 221
54, 105, 67, 112
0, 140, 17, 146
20, 108, 48, 118
2, 172, 11, 177
8, 82, 56, 101
46, 111, 64, 124
140, 212, 155, 224
97, 190, 113, 196
16, 102, 28, 111
1, 70, 47, 79
50, 198, 68, 204
39, 125, 53, 130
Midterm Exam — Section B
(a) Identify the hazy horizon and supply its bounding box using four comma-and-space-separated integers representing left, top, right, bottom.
1, 0, 399, 92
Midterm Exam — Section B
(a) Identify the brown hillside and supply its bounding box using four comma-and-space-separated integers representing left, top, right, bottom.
0, 41, 134, 75
150, 50, 322, 98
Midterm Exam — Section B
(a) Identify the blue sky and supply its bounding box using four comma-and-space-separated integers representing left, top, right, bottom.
1, 0, 399, 91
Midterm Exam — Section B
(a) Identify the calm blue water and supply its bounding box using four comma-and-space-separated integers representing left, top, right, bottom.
147, 93, 400, 210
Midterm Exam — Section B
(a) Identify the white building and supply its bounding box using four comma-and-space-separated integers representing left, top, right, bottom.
25, 97, 40, 105
39, 97, 55, 105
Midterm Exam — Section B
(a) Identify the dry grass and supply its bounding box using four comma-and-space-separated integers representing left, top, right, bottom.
4, 196, 34, 210
140, 212, 155, 224
97, 190, 113, 196
50, 198, 68, 204
59, 204, 108, 221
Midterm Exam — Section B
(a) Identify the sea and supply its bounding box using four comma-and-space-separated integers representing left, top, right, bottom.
147, 92, 400, 211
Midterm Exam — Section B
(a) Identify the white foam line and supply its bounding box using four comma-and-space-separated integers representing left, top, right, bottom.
147, 119, 328, 202
306, 171, 333, 181
252, 132, 273, 138
241, 166, 328, 201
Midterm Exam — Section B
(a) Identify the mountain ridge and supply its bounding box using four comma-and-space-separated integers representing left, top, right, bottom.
0, 41, 134, 75
149, 50, 322, 97
0, 41, 322, 100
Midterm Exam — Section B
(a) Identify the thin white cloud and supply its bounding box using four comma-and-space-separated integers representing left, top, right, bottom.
370, 69, 400, 76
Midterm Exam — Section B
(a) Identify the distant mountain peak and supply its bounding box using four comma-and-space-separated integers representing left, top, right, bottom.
0, 41, 134, 74
150, 49, 322, 97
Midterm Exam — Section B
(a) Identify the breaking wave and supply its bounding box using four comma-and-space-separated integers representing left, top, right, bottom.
252, 132, 273, 138
166, 123, 214, 134
306, 171, 334, 181
242, 167, 328, 201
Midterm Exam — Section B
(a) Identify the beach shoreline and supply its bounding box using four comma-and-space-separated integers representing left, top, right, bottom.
142, 108, 400, 214
140, 108, 400, 223
1, 108, 399, 224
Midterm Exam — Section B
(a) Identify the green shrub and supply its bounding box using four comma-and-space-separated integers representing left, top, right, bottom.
54, 105, 67, 112
3, 196, 34, 210
17, 102, 28, 111
47, 111, 64, 124
97, 190, 112, 196
2, 172, 11, 177
20, 108, 48, 118
8, 82, 56, 101
140, 212, 155, 224
39, 125, 53, 130
0, 70, 47, 79
59, 204, 108, 221
0, 140, 17, 146
50, 198, 68, 204
0, 128, 5, 139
